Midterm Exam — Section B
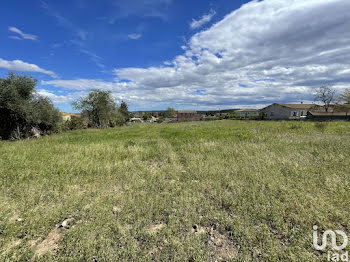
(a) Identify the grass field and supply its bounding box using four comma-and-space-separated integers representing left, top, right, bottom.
1, 120, 350, 261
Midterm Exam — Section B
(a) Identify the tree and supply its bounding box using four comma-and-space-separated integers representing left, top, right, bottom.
314, 86, 336, 112
30, 96, 62, 133
110, 111, 127, 127
142, 113, 152, 121
0, 73, 61, 140
119, 100, 131, 120
338, 88, 350, 104
166, 107, 176, 118
73, 89, 116, 128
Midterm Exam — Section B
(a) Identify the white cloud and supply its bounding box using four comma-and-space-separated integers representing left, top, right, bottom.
8, 27, 38, 41
0, 58, 57, 78
41, 0, 350, 110
190, 9, 216, 29
41, 79, 129, 91
128, 34, 142, 40
37, 89, 70, 103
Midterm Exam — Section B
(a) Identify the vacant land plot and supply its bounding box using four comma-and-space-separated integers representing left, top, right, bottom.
1, 121, 350, 261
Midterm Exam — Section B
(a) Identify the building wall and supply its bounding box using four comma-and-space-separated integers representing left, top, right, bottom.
62, 115, 71, 121
264, 104, 310, 120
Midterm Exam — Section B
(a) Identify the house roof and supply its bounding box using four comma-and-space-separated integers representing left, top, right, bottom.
309, 112, 349, 116
276, 103, 315, 109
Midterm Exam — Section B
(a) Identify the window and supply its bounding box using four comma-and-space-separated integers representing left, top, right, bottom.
270, 112, 274, 116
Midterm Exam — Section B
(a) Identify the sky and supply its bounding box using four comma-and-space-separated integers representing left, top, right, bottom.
1, 0, 350, 112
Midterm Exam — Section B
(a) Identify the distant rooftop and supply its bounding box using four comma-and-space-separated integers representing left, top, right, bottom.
276, 103, 315, 109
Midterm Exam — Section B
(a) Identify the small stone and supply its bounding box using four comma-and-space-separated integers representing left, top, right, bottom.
17, 218, 23, 222
61, 220, 69, 228
61, 217, 74, 229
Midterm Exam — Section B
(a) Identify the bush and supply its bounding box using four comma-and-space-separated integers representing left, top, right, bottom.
111, 111, 127, 127
64, 116, 86, 131
157, 117, 165, 123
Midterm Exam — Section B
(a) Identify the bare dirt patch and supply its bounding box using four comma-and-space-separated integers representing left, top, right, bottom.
9, 212, 23, 223
1, 239, 22, 256
31, 217, 75, 259
146, 223, 165, 234
209, 228, 237, 261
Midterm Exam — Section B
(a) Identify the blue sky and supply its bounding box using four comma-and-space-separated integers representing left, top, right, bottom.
1, 0, 350, 112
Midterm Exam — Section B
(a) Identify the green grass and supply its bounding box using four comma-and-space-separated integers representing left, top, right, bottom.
1, 120, 350, 261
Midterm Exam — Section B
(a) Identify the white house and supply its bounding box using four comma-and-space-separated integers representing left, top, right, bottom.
262, 103, 315, 120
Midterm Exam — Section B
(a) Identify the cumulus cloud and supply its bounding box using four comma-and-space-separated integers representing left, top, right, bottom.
37, 89, 70, 103
0, 58, 57, 78
42, 0, 350, 110
190, 9, 216, 29
128, 34, 142, 40
8, 27, 38, 41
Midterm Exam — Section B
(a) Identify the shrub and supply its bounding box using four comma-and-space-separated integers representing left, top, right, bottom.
64, 116, 86, 130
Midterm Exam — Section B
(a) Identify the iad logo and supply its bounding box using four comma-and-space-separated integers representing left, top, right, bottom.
313, 225, 349, 261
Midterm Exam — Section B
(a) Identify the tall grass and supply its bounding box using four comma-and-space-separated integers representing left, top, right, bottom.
1, 121, 350, 261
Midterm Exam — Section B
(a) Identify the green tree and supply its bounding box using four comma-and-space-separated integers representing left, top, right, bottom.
166, 107, 176, 118
73, 89, 116, 128
0, 73, 61, 140
31, 96, 62, 133
142, 113, 152, 121
110, 111, 127, 127
119, 100, 131, 120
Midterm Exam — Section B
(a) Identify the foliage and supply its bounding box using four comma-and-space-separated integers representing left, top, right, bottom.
0, 73, 61, 140
314, 86, 336, 112
157, 116, 165, 123
142, 113, 153, 121
119, 100, 131, 121
64, 116, 86, 131
73, 89, 118, 128
166, 107, 177, 118
111, 111, 127, 127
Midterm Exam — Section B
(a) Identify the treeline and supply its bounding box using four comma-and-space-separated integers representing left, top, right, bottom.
0, 73, 130, 140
